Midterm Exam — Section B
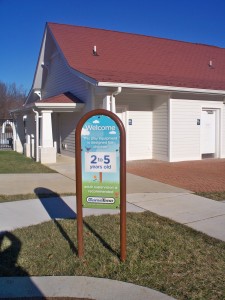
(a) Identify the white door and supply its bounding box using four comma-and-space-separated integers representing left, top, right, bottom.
201, 110, 216, 154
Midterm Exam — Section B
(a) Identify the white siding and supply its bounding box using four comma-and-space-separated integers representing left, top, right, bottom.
117, 94, 152, 160
58, 113, 81, 157
42, 53, 95, 157
152, 96, 168, 161
128, 111, 152, 160
56, 88, 93, 157
95, 93, 153, 160
95, 93, 153, 111
116, 93, 153, 111
42, 54, 89, 103
170, 99, 224, 162
61, 128, 75, 157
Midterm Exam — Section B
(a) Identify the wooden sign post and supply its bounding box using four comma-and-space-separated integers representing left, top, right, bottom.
75, 109, 126, 261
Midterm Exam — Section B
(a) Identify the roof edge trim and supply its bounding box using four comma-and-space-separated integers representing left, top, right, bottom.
25, 25, 48, 105
98, 82, 225, 95
34, 103, 84, 108
70, 68, 98, 85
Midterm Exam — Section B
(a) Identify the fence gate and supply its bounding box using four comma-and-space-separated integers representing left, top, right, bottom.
0, 119, 14, 150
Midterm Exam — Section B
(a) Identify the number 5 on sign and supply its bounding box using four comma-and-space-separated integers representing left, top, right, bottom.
85, 152, 117, 173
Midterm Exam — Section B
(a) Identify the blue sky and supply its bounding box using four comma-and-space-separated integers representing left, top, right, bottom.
1, 0, 225, 93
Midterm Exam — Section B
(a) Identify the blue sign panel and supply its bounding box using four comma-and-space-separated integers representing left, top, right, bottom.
81, 114, 120, 209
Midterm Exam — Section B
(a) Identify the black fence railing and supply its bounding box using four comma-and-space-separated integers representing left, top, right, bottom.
0, 119, 13, 150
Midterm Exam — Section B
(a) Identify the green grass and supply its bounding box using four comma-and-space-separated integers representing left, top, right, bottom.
196, 191, 225, 202
0, 151, 55, 173
0, 193, 76, 203
1, 212, 224, 300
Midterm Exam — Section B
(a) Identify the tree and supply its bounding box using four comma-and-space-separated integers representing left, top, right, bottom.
0, 81, 27, 119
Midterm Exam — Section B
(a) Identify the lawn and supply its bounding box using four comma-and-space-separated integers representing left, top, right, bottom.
1, 212, 224, 300
0, 151, 55, 173
0, 193, 75, 203
196, 191, 225, 201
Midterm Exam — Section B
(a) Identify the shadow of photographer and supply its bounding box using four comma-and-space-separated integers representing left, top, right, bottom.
0, 231, 44, 297
0, 231, 27, 276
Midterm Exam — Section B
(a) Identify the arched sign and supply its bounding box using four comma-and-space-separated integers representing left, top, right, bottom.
75, 109, 126, 261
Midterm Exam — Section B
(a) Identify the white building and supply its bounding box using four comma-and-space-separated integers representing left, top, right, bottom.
12, 22, 225, 163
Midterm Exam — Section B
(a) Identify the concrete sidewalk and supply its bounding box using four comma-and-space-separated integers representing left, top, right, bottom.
0, 173, 189, 195
128, 193, 225, 242
0, 196, 145, 232
0, 276, 175, 300
0, 173, 76, 195
1, 193, 225, 242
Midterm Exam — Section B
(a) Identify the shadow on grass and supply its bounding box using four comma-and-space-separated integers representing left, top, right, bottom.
34, 187, 78, 255
34, 188, 76, 219
0, 231, 44, 297
35, 187, 119, 258
83, 219, 120, 259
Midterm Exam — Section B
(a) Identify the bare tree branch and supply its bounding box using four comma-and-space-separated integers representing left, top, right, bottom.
0, 81, 26, 118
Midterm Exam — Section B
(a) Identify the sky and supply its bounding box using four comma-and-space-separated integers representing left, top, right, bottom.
1, 0, 225, 94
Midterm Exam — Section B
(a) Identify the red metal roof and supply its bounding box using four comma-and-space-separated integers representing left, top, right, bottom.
39, 92, 83, 104
48, 23, 225, 91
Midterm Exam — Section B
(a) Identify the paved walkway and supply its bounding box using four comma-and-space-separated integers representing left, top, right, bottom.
127, 158, 225, 192
0, 196, 145, 231
0, 172, 188, 195
0, 276, 175, 299
128, 193, 225, 242
0, 155, 190, 196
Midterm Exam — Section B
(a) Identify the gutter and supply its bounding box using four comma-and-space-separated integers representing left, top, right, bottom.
111, 87, 122, 113
10, 102, 85, 114
98, 82, 225, 96
34, 103, 84, 109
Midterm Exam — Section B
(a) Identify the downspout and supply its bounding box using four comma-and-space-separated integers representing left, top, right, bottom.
32, 109, 39, 162
111, 87, 122, 113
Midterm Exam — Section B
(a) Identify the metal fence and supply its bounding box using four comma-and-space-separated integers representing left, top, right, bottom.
0, 119, 13, 150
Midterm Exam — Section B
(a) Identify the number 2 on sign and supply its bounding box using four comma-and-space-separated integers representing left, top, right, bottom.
90, 155, 110, 164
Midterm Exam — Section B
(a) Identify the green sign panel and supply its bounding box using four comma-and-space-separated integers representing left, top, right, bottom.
81, 114, 120, 209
